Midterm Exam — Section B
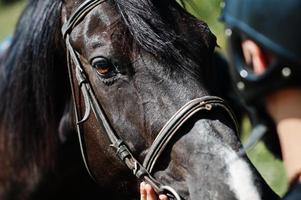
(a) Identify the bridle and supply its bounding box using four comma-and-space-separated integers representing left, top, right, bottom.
61, 0, 238, 199
62, 0, 238, 198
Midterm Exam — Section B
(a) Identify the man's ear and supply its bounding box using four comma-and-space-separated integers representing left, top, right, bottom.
241, 39, 269, 75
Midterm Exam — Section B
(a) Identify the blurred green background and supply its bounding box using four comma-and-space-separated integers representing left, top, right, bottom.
0, 0, 287, 197
0, 0, 26, 41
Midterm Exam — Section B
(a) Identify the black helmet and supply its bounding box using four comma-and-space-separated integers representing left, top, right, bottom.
220, 0, 301, 103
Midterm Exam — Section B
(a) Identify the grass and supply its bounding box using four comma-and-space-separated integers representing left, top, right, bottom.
0, 0, 27, 41
0, 0, 288, 197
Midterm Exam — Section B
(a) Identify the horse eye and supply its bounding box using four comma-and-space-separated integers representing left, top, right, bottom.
91, 57, 115, 76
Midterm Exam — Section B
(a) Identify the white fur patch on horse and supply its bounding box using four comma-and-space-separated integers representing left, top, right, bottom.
222, 147, 261, 200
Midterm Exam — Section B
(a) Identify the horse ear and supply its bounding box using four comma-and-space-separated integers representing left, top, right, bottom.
58, 100, 75, 143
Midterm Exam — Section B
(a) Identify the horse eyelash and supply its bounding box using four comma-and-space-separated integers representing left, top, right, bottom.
96, 73, 121, 86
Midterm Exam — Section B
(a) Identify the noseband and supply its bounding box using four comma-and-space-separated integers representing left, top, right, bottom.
62, 0, 238, 199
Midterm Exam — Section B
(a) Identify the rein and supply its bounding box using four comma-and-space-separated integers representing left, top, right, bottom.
61, 0, 238, 199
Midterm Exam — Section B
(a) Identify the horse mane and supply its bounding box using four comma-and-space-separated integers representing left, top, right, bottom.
0, 0, 68, 167
114, 0, 217, 80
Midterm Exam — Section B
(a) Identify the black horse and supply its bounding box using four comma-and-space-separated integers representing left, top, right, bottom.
0, 0, 279, 199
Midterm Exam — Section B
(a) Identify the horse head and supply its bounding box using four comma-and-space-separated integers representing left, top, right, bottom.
61, 0, 280, 199
0, 0, 280, 199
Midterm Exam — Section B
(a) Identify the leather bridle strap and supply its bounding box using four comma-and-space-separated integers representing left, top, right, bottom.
66, 44, 175, 197
74, 66, 169, 194
143, 96, 238, 173
61, 0, 107, 39
62, 0, 176, 198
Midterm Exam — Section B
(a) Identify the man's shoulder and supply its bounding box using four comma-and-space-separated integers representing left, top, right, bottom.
283, 182, 301, 200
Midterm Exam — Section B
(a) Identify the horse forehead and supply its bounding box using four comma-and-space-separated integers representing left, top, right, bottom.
69, 3, 122, 53
89, 3, 120, 27
80, 2, 120, 28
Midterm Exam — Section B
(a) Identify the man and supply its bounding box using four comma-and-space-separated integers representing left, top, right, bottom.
221, 0, 301, 199
140, 0, 301, 199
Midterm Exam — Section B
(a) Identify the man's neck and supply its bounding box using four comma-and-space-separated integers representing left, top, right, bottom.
277, 118, 301, 185
265, 89, 301, 185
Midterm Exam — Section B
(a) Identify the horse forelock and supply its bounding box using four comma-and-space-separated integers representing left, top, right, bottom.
0, 0, 68, 167
114, 0, 217, 80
